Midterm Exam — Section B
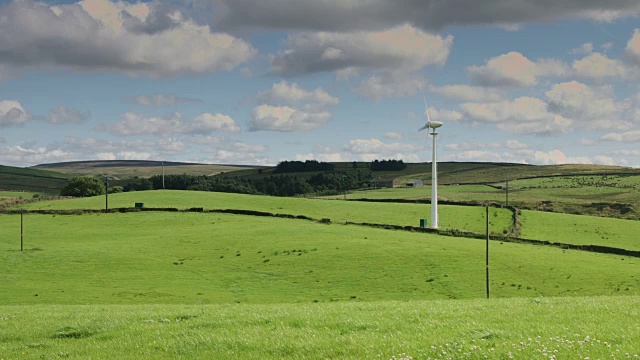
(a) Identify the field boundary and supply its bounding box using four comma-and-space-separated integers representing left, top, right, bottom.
2, 207, 639, 258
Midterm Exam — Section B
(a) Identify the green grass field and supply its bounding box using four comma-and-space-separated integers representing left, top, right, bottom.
18, 190, 514, 235
519, 210, 640, 251
3, 190, 640, 358
1, 296, 639, 359
1, 212, 638, 306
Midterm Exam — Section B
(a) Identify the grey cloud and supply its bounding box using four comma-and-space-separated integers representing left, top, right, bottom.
271, 25, 452, 76
121, 3, 179, 35
48, 106, 91, 125
215, 0, 640, 31
0, 0, 255, 78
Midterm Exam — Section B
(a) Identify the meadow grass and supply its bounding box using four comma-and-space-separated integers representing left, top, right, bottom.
519, 210, 640, 251
1, 212, 639, 306
0, 296, 639, 359
18, 190, 513, 234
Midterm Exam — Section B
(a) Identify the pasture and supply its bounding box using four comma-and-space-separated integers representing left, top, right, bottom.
3, 190, 640, 358
1, 296, 639, 359
1, 212, 639, 306
18, 190, 514, 235
519, 210, 640, 251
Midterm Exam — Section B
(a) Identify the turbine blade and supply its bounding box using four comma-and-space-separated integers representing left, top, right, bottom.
424, 96, 432, 123
418, 124, 429, 131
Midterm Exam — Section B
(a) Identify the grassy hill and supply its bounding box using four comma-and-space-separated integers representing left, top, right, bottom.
32, 160, 260, 179
0, 165, 68, 194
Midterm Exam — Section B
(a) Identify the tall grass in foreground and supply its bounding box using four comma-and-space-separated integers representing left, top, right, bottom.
1, 296, 639, 359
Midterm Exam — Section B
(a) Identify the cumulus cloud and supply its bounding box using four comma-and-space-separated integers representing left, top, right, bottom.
99, 112, 240, 136
468, 52, 568, 87
192, 113, 240, 133
572, 52, 630, 80
0, 100, 29, 127
48, 106, 91, 125
251, 82, 338, 131
214, 0, 640, 32
0, 0, 255, 78
545, 81, 629, 130
257, 81, 339, 109
125, 94, 202, 106
429, 84, 504, 102
601, 130, 640, 142
271, 25, 453, 77
625, 29, 640, 66
460, 97, 572, 134
250, 105, 331, 132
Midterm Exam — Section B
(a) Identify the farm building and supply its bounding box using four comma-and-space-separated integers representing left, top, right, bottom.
371, 178, 401, 188
406, 179, 424, 187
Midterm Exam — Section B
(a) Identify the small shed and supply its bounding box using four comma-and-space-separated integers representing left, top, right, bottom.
406, 179, 424, 187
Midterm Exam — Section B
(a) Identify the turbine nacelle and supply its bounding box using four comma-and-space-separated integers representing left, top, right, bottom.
418, 121, 443, 131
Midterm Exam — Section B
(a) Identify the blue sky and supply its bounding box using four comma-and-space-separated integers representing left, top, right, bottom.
1, 0, 640, 167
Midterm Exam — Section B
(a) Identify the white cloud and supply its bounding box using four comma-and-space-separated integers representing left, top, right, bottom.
572, 52, 629, 80
257, 81, 339, 108
545, 81, 629, 130
467, 52, 568, 88
192, 113, 240, 133
429, 84, 504, 102
48, 106, 91, 125
249, 105, 331, 132
601, 130, 640, 142
505, 140, 529, 149
100, 112, 240, 136
460, 97, 572, 134
0, 100, 29, 127
0, 0, 255, 78
125, 94, 202, 106
271, 25, 453, 77
252, 82, 338, 131
625, 29, 640, 66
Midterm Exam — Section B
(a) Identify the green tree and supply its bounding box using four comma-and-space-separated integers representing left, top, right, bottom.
60, 176, 105, 197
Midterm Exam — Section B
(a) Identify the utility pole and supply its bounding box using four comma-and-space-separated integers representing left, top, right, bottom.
486, 206, 490, 299
20, 209, 24, 252
105, 176, 109, 213
162, 161, 165, 190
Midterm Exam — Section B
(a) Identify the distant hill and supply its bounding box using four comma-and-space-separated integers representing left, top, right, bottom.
32, 160, 262, 179
218, 161, 640, 185
0, 165, 69, 194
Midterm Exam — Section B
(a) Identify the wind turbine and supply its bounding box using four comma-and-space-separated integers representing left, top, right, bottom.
419, 98, 443, 229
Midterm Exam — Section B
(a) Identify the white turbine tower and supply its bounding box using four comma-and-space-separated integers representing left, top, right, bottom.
419, 99, 443, 229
